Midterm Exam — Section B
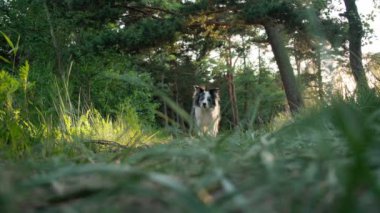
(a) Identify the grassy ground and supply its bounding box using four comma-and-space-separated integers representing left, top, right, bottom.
1, 96, 380, 213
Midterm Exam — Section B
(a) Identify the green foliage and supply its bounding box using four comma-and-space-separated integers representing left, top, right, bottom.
0, 71, 19, 108
1, 96, 380, 212
1, 1, 380, 212
244, 0, 300, 24
235, 68, 286, 129
0, 31, 20, 73
83, 18, 183, 54
0, 32, 160, 159
55, 108, 156, 147
65, 54, 159, 125
0, 32, 33, 156
0, 65, 33, 157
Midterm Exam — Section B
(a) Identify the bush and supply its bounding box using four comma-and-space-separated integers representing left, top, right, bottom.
0, 33, 161, 159
234, 67, 286, 129
64, 54, 159, 126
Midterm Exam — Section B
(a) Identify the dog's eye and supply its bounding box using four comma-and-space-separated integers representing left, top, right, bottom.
207, 97, 211, 102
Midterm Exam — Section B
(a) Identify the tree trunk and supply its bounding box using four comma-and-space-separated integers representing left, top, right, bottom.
242, 37, 249, 116
316, 47, 324, 101
226, 72, 239, 127
44, 2, 64, 77
225, 37, 239, 127
161, 74, 169, 128
343, 0, 370, 92
264, 23, 303, 114
258, 46, 264, 84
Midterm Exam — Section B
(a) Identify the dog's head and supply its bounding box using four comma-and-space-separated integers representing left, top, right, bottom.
193, 85, 220, 109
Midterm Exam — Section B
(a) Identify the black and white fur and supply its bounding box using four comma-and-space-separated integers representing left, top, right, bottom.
192, 85, 220, 136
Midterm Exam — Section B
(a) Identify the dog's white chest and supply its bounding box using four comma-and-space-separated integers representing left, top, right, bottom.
194, 105, 220, 136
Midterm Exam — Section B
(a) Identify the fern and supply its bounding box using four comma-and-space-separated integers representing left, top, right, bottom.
19, 61, 30, 93
0, 70, 20, 110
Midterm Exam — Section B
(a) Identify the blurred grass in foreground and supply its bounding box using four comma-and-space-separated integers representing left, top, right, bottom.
1, 93, 380, 213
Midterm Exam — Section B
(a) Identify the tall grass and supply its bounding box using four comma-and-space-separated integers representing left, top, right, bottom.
1, 33, 380, 212
1, 93, 380, 212
0, 33, 163, 160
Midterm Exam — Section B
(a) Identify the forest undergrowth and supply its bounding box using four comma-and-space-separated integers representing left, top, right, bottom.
1, 5, 380, 210
1, 89, 380, 212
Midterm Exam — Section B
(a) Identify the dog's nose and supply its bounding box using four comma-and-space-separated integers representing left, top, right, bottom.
202, 103, 207, 108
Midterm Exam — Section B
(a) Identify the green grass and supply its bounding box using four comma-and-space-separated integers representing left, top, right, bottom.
1, 95, 380, 212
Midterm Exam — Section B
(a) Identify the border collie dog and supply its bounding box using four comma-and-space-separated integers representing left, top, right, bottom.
192, 85, 220, 136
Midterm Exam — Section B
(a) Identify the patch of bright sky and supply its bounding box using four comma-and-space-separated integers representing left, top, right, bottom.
357, 0, 380, 53
200, 0, 380, 76
328, 0, 379, 54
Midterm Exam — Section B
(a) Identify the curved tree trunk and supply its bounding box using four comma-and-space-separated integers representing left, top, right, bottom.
264, 23, 303, 114
343, 0, 369, 92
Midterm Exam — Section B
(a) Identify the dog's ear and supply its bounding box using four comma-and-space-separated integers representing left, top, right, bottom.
210, 88, 220, 96
194, 85, 204, 93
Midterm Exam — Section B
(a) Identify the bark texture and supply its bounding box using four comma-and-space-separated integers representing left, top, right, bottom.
225, 37, 239, 127
343, 0, 369, 91
264, 23, 303, 113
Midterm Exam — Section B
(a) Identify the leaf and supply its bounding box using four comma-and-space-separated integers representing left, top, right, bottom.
8, 47, 19, 55
0, 56, 11, 64
1, 31, 15, 49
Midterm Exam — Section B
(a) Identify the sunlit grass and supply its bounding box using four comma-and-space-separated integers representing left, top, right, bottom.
1, 94, 380, 212
1, 50, 379, 211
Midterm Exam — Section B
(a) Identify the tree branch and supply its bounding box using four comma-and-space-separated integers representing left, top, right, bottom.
84, 140, 128, 149
121, 4, 178, 20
